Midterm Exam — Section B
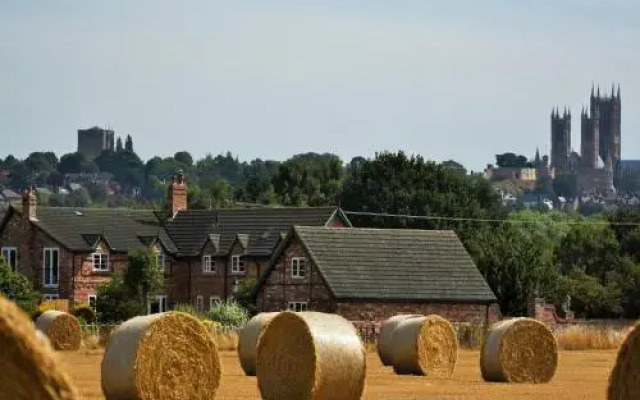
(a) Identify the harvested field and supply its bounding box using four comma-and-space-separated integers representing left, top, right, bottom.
59, 349, 616, 400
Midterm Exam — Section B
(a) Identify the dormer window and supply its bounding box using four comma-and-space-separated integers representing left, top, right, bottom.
291, 257, 307, 278
156, 252, 165, 271
92, 253, 109, 272
231, 255, 245, 274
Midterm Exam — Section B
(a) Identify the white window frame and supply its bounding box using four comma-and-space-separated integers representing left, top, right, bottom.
209, 296, 220, 310
43, 294, 60, 301
231, 255, 245, 274
43, 248, 60, 288
202, 255, 215, 273
91, 252, 109, 272
287, 302, 308, 312
291, 257, 307, 279
196, 295, 204, 314
88, 294, 97, 311
156, 252, 166, 271
1, 247, 18, 271
148, 295, 167, 314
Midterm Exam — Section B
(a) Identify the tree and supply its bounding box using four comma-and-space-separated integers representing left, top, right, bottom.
495, 153, 529, 168
174, 151, 194, 169
66, 187, 91, 207
0, 258, 41, 314
552, 174, 578, 199
232, 278, 257, 315
440, 160, 467, 175
125, 135, 134, 153
122, 248, 163, 312
340, 151, 502, 244
116, 137, 124, 153
273, 153, 344, 206
472, 224, 558, 316
58, 152, 98, 174
557, 221, 623, 283
25, 152, 57, 172
3, 155, 18, 169
96, 274, 144, 323
554, 268, 622, 318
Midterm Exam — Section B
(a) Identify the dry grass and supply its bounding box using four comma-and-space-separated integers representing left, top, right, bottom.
58, 348, 618, 400
555, 325, 631, 351
211, 329, 240, 351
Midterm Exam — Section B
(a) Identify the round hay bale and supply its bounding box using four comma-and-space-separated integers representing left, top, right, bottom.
238, 312, 279, 376
377, 314, 422, 366
608, 324, 640, 399
480, 317, 557, 383
390, 315, 458, 377
35, 310, 82, 351
257, 311, 366, 400
101, 311, 221, 400
0, 294, 78, 400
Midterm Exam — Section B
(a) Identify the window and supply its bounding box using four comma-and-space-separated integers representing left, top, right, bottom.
91, 253, 109, 272
1, 247, 17, 271
43, 248, 59, 287
209, 296, 220, 309
287, 302, 308, 312
148, 295, 167, 314
156, 252, 166, 271
196, 295, 204, 314
43, 294, 59, 301
231, 255, 245, 274
88, 295, 97, 311
291, 257, 307, 278
202, 255, 215, 273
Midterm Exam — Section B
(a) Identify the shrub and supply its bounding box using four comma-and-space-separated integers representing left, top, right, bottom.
96, 274, 144, 323
0, 261, 41, 314
72, 305, 97, 324
207, 299, 249, 327
172, 303, 201, 318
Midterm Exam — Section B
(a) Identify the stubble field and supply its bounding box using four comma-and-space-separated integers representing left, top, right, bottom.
59, 349, 616, 400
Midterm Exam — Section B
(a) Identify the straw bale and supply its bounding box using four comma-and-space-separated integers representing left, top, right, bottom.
101, 311, 221, 400
238, 312, 279, 376
390, 315, 458, 377
481, 317, 557, 383
377, 314, 422, 366
0, 294, 78, 400
36, 310, 82, 351
257, 311, 366, 400
607, 324, 640, 399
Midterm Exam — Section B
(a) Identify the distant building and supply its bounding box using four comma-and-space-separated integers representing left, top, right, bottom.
484, 166, 537, 182
77, 126, 114, 160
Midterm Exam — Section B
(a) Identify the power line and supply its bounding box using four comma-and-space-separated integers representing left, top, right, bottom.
343, 210, 640, 227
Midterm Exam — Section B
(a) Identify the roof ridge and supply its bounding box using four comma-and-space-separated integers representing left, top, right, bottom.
294, 225, 455, 234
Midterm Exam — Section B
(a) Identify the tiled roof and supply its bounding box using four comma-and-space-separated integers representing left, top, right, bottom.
263, 226, 497, 303
4, 206, 177, 253
164, 207, 346, 257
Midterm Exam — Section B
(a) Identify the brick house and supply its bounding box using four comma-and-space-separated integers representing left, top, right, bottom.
0, 187, 176, 312
255, 226, 500, 325
0, 179, 350, 314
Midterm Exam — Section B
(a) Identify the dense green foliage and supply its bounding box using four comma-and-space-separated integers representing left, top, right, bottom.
207, 299, 250, 327
96, 274, 145, 323
0, 258, 41, 314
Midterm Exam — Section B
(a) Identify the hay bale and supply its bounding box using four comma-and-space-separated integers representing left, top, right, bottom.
481, 317, 557, 383
101, 311, 221, 400
238, 312, 279, 376
390, 315, 458, 377
0, 294, 78, 400
377, 314, 422, 366
608, 324, 640, 399
257, 311, 366, 400
36, 310, 82, 351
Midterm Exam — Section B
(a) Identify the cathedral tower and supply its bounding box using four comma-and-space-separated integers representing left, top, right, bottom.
551, 107, 571, 173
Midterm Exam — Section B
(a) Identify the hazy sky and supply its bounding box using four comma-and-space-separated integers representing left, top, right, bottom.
1, 1, 638, 171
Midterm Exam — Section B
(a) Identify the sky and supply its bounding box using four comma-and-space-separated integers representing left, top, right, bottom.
0, 0, 638, 172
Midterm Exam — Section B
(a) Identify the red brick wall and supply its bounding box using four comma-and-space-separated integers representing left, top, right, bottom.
257, 237, 332, 313
334, 302, 501, 325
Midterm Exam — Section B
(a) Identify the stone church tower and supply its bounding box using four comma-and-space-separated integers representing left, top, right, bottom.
550, 107, 571, 173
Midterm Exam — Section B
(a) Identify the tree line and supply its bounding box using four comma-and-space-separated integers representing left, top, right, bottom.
3, 149, 640, 318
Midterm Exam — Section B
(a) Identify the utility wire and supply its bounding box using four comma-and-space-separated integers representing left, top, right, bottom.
343, 210, 640, 227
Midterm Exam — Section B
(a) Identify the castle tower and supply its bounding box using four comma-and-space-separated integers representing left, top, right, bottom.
592, 84, 621, 170
581, 106, 599, 169
551, 107, 571, 173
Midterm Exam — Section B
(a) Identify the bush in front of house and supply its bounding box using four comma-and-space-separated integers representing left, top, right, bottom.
207, 299, 249, 328
0, 259, 41, 315
72, 305, 97, 324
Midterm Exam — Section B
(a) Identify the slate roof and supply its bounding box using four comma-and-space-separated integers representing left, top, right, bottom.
164, 207, 348, 257
1, 206, 177, 253
260, 226, 496, 303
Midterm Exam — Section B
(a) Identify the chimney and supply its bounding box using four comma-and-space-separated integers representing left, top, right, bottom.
168, 170, 187, 215
22, 186, 37, 221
